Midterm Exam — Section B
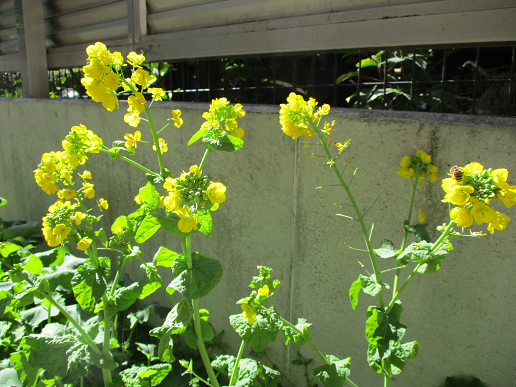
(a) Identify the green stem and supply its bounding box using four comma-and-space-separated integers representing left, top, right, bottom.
384, 373, 390, 387
314, 122, 384, 309
181, 236, 220, 387
144, 105, 165, 172
386, 220, 454, 314
392, 172, 419, 299
100, 149, 157, 176
229, 340, 246, 386
278, 316, 360, 387
199, 145, 212, 171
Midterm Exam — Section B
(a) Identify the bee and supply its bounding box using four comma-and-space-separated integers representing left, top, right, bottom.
450, 165, 463, 182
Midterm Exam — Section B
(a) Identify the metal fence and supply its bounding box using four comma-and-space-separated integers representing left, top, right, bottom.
2, 45, 515, 116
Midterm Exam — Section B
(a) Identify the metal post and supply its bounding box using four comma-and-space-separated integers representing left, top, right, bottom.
15, 0, 49, 98
128, 0, 147, 45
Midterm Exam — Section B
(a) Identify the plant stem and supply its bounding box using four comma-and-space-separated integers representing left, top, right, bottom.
277, 316, 360, 387
199, 145, 212, 171
229, 340, 246, 386
314, 123, 384, 309
384, 373, 390, 387
182, 236, 220, 387
386, 220, 454, 314
392, 172, 419, 299
100, 149, 158, 176
144, 106, 165, 172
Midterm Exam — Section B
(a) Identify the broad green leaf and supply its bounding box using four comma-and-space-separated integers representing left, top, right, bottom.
374, 239, 397, 259
35, 246, 68, 268
135, 214, 161, 243
136, 343, 159, 362
365, 307, 384, 346
314, 355, 351, 387
0, 197, 6, 207
71, 261, 108, 313
203, 132, 243, 152
155, 213, 192, 237
20, 296, 62, 328
197, 209, 213, 237
170, 252, 223, 299
139, 182, 159, 211
120, 364, 172, 387
158, 328, 175, 363
21, 255, 43, 275
184, 320, 214, 350
164, 299, 193, 327
0, 241, 23, 258
1, 222, 40, 240
95, 228, 108, 247
45, 254, 86, 292
0, 368, 22, 387
10, 351, 40, 386
113, 282, 141, 312
282, 318, 312, 346
188, 128, 208, 146
404, 221, 430, 242
152, 247, 178, 268
111, 216, 131, 233
128, 303, 171, 330
21, 333, 75, 378
349, 276, 362, 310
357, 58, 378, 68
230, 309, 282, 352
139, 264, 161, 299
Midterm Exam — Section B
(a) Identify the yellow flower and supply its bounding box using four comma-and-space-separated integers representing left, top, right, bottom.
416, 150, 431, 164
127, 51, 145, 66
189, 165, 201, 175
417, 209, 426, 223
77, 237, 93, 251
148, 87, 165, 101
131, 68, 156, 90
57, 189, 76, 200
79, 170, 92, 180
442, 185, 475, 206
152, 138, 168, 154
113, 226, 124, 235
241, 304, 256, 325
487, 211, 511, 234
72, 212, 86, 225
463, 162, 484, 175
207, 182, 226, 204
166, 109, 183, 128
164, 193, 181, 212
53, 224, 71, 240
82, 182, 95, 199
470, 202, 497, 225
497, 185, 516, 208
98, 198, 109, 210
124, 131, 141, 150
450, 207, 473, 228
134, 194, 143, 205
258, 285, 269, 297
175, 206, 198, 233
163, 177, 178, 192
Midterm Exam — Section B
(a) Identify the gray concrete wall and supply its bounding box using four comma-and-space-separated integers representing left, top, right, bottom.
1, 97, 515, 387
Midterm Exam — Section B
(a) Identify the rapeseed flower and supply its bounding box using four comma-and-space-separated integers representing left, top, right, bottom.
397, 150, 437, 182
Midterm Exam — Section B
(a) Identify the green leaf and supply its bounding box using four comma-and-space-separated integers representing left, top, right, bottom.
71, 261, 108, 313
357, 58, 378, 68
95, 228, 108, 247
139, 182, 159, 211
138, 264, 161, 299
374, 239, 397, 259
136, 343, 159, 362
45, 254, 86, 292
110, 141, 135, 155
20, 295, 62, 328
314, 355, 351, 387
203, 132, 243, 152
113, 283, 141, 312
170, 252, 223, 299
0, 368, 22, 387
282, 318, 312, 347
188, 128, 208, 146
155, 213, 192, 237
35, 246, 68, 268
185, 320, 214, 350
135, 214, 161, 243
164, 299, 193, 327
230, 310, 282, 352
158, 328, 175, 363
0, 197, 6, 207
0, 242, 23, 258
2, 222, 40, 240
197, 209, 213, 237
10, 351, 40, 386
404, 221, 430, 242
349, 276, 362, 310
120, 364, 172, 387
336, 72, 358, 84
152, 247, 178, 268
21, 255, 43, 275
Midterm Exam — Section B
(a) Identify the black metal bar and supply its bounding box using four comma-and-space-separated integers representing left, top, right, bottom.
440, 48, 447, 113
273, 56, 276, 105
357, 51, 362, 108
196, 60, 200, 102
182, 61, 185, 101
383, 50, 388, 109
223, 59, 227, 99
311, 54, 315, 98
255, 58, 259, 104
293, 57, 298, 95
509, 46, 515, 116
333, 53, 337, 107
410, 49, 415, 111
472, 47, 480, 114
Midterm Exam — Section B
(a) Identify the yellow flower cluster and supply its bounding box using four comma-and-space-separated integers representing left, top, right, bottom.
279, 92, 330, 139
397, 150, 438, 182
442, 162, 515, 233
35, 125, 107, 250
81, 42, 123, 111
162, 165, 226, 233
201, 98, 245, 140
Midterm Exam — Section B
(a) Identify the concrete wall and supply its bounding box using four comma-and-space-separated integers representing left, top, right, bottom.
1, 97, 515, 387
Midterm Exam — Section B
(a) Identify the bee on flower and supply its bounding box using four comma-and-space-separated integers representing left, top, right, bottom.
442, 162, 513, 233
